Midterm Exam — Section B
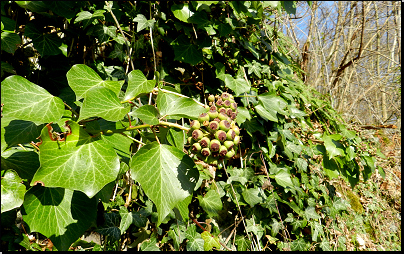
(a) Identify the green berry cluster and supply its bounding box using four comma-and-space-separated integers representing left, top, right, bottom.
187, 92, 240, 166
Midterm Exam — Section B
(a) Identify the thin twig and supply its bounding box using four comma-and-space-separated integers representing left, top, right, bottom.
104, 1, 134, 72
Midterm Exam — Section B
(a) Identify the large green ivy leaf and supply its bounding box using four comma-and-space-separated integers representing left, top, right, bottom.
323, 135, 344, 159
257, 92, 288, 117
242, 188, 264, 207
129, 142, 199, 226
24, 23, 64, 56
224, 74, 250, 96
66, 64, 123, 101
186, 224, 204, 251
78, 87, 130, 122
22, 186, 97, 251
197, 189, 223, 218
201, 231, 220, 251
235, 235, 251, 251
1, 75, 65, 125
1, 150, 40, 180
171, 4, 194, 23
291, 238, 309, 251
2, 120, 44, 150
255, 104, 277, 122
130, 105, 159, 125
31, 121, 120, 198
124, 70, 155, 101
246, 218, 265, 239
133, 14, 155, 32
1, 169, 26, 213
156, 91, 207, 120
1, 32, 21, 54
274, 170, 293, 188
304, 206, 321, 221
170, 35, 203, 65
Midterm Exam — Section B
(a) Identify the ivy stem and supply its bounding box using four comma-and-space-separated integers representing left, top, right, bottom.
63, 101, 79, 118
150, 126, 160, 145
104, 1, 134, 72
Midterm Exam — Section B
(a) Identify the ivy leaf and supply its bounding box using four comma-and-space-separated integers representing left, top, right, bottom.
1, 75, 65, 125
257, 92, 288, 117
2, 120, 44, 150
133, 14, 155, 32
235, 235, 251, 251
242, 188, 264, 207
1, 149, 40, 180
197, 189, 223, 218
224, 75, 250, 96
245, 61, 261, 78
109, 43, 126, 62
291, 238, 309, 251
217, 23, 232, 37
186, 224, 204, 251
171, 4, 194, 23
67, 64, 123, 100
322, 135, 344, 159
246, 218, 265, 239
311, 221, 325, 242
255, 104, 277, 122
1, 32, 21, 54
235, 106, 251, 125
166, 127, 185, 151
140, 237, 160, 251
304, 206, 321, 221
129, 142, 198, 226
156, 91, 207, 120
22, 186, 97, 251
87, 25, 116, 43
32, 121, 120, 198
96, 212, 121, 241
171, 35, 203, 65
322, 155, 339, 179
262, 193, 278, 214
270, 218, 282, 237
24, 23, 64, 56
274, 170, 293, 188
1, 170, 26, 213
320, 239, 332, 251
201, 231, 220, 251
78, 87, 130, 122
174, 195, 192, 221
124, 69, 155, 101
130, 105, 159, 125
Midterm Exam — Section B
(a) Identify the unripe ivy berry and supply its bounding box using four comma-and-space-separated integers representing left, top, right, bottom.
192, 142, 202, 152
219, 107, 227, 115
229, 94, 234, 100
219, 145, 228, 157
232, 125, 240, 135
198, 113, 210, 123
201, 147, 211, 157
190, 120, 200, 129
187, 136, 194, 144
204, 105, 210, 110
208, 94, 215, 102
208, 121, 219, 132
230, 102, 237, 111
210, 105, 217, 111
223, 99, 231, 108
210, 139, 221, 152
230, 112, 237, 120
226, 108, 233, 117
226, 129, 236, 141
218, 112, 228, 121
213, 117, 221, 123
233, 135, 240, 145
225, 148, 235, 159
206, 157, 218, 166
219, 120, 231, 131
223, 140, 234, 150
216, 98, 224, 107
208, 109, 218, 120
221, 92, 230, 100
192, 129, 204, 141
215, 130, 227, 142
199, 137, 210, 148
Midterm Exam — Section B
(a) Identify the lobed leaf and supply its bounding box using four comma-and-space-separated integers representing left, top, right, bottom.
124, 69, 155, 101
1, 75, 65, 125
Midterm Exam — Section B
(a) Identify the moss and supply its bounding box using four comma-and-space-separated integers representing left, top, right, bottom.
346, 190, 364, 214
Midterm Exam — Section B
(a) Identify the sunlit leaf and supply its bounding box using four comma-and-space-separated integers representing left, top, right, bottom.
78, 86, 130, 122
1, 170, 26, 213
22, 186, 97, 251
171, 3, 194, 23
32, 121, 120, 198
124, 69, 155, 101
133, 14, 155, 32
201, 231, 220, 251
224, 75, 250, 96
197, 189, 222, 218
130, 105, 159, 125
186, 224, 204, 251
156, 91, 207, 120
1, 75, 65, 125
129, 142, 198, 226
